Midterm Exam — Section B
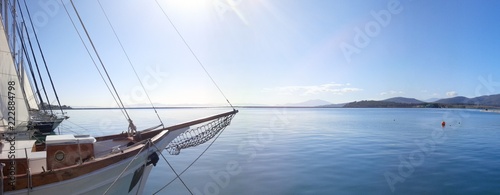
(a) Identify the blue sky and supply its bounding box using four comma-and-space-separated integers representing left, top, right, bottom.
24, 0, 500, 106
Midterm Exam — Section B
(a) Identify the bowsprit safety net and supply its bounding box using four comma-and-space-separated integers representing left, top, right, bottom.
166, 112, 236, 155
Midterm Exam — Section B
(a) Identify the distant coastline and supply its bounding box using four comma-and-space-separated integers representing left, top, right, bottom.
336, 101, 499, 109
480, 109, 500, 113
320, 95, 500, 109
62, 94, 500, 110
64, 105, 499, 110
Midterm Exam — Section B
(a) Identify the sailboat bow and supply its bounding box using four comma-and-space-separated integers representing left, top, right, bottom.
0, 109, 237, 194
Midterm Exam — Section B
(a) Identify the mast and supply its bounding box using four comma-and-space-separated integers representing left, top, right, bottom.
18, 19, 34, 110
16, 19, 46, 111
17, 0, 52, 114
11, 0, 15, 58
14, 4, 37, 111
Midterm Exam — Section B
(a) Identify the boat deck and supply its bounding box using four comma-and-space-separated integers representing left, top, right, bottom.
93, 137, 135, 158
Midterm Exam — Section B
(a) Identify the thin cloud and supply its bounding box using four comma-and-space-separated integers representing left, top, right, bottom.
446, 91, 458, 97
264, 83, 362, 96
380, 90, 404, 96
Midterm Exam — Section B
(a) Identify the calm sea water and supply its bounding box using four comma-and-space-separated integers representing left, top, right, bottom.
60, 108, 500, 195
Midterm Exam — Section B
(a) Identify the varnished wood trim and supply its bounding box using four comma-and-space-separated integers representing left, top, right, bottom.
2, 110, 238, 192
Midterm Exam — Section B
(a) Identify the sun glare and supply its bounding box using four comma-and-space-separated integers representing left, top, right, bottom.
166, 0, 210, 11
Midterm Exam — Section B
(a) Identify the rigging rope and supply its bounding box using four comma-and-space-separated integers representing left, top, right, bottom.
12, 17, 45, 111
61, 1, 128, 120
151, 142, 194, 195
154, 0, 235, 110
58, 119, 88, 135
96, 0, 165, 128
103, 140, 149, 195
69, 0, 133, 123
153, 112, 235, 194
15, 1, 51, 113
22, 0, 64, 115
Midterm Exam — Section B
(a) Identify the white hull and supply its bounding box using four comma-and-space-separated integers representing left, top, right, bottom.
7, 153, 151, 195
4, 127, 187, 195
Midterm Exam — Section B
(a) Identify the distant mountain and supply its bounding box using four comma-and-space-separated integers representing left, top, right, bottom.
435, 94, 500, 107
472, 94, 500, 106
424, 98, 440, 103
284, 99, 332, 107
319, 103, 346, 108
340, 94, 500, 108
344, 100, 417, 108
434, 96, 471, 104
383, 97, 425, 104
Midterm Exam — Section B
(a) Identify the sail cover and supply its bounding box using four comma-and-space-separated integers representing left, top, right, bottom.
0, 17, 30, 132
20, 62, 39, 110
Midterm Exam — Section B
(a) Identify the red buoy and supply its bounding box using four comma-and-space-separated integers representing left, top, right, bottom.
441, 121, 446, 127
